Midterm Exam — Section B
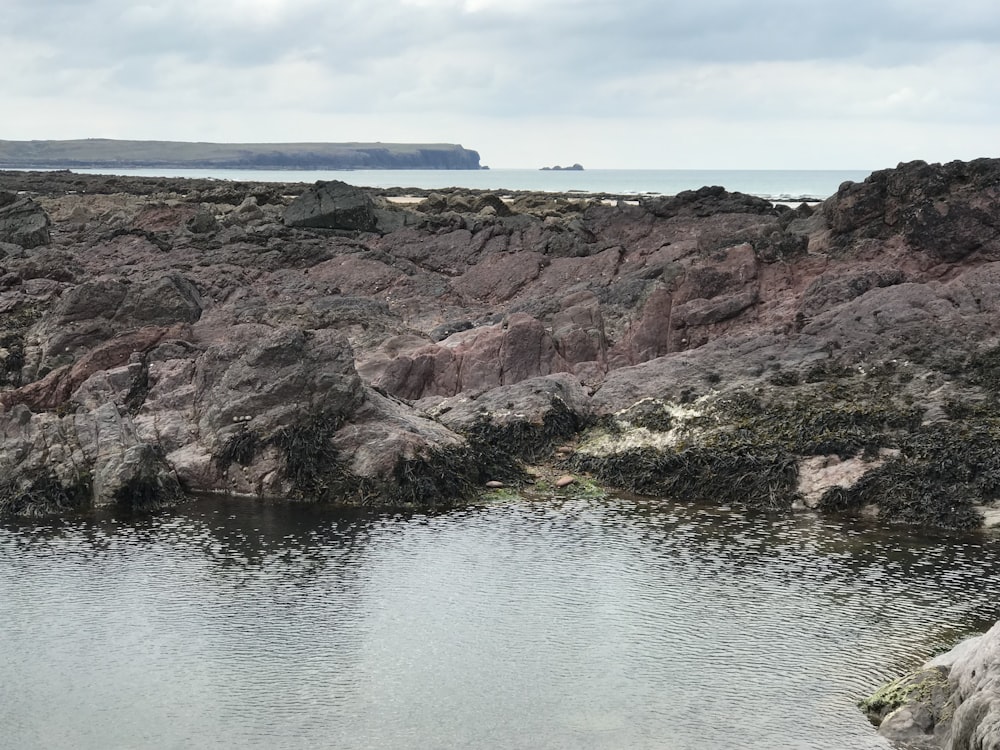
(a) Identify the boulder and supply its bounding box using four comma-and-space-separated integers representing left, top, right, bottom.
0, 403, 180, 516
824, 159, 1000, 261
284, 180, 378, 231
0, 191, 51, 248
417, 373, 592, 461
863, 622, 1000, 750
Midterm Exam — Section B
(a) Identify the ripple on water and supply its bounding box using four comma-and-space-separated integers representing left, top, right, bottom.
1, 495, 998, 750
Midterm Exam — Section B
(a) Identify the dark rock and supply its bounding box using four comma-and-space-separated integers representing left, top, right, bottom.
284, 180, 378, 232
641, 186, 778, 219
186, 209, 219, 234
824, 159, 1000, 261
430, 320, 473, 342
114, 273, 203, 327
419, 373, 592, 462
0, 191, 51, 248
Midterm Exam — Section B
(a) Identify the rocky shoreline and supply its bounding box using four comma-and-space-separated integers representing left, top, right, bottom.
3, 160, 1000, 747
3, 161, 1000, 529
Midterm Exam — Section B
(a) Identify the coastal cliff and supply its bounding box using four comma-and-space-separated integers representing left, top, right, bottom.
0, 139, 483, 170
1, 160, 1000, 531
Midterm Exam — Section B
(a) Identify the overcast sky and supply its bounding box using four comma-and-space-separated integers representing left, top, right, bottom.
3, 0, 999, 169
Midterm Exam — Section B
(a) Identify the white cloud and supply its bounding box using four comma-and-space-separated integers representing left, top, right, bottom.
2, 0, 999, 167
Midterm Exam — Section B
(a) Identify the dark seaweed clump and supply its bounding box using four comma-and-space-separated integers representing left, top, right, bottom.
111, 465, 183, 513
461, 395, 586, 463
214, 408, 527, 509
0, 304, 42, 387
384, 446, 501, 507
573, 385, 926, 514
616, 399, 674, 432
0, 471, 91, 517
817, 421, 1000, 529
215, 428, 262, 469
573, 445, 799, 510
270, 411, 349, 499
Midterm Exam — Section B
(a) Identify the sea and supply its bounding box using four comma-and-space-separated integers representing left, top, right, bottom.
70, 167, 873, 201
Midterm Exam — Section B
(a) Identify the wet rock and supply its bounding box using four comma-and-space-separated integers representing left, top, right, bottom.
0, 402, 180, 516
864, 622, 1000, 750
418, 373, 591, 463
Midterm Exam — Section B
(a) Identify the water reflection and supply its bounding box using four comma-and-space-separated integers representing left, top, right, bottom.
2, 494, 998, 749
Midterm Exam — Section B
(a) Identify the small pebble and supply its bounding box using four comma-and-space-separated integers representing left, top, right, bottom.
485, 480, 505, 489
555, 475, 576, 488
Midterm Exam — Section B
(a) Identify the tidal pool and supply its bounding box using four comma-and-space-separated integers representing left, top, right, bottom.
2, 494, 998, 749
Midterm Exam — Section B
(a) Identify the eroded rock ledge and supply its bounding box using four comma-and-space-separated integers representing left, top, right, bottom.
1, 161, 1000, 530
862, 622, 1000, 749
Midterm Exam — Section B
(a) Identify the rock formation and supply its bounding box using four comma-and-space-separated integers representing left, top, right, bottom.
1, 160, 1000, 531
862, 622, 1000, 749
0, 190, 51, 248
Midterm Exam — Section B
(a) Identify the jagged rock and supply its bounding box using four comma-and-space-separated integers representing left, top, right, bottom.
186, 208, 219, 233
641, 185, 778, 219
0, 402, 179, 516
825, 158, 1000, 261
864, 621, 1000, 749
362, 313, 571, 401
4, 161, 1000, 529
417, 373, 591, 461
284, 180, 378, 231
0, 191, 51, 248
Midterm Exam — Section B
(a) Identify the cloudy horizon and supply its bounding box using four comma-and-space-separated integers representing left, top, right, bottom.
3, 0, 999, 170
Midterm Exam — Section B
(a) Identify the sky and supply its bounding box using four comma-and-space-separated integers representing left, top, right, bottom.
3, 0, 999, 169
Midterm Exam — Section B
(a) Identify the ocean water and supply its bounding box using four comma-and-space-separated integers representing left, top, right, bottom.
71, 167, 872, 200
3, 494, 998, 750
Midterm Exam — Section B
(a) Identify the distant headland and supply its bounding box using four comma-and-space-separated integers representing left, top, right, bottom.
0, 139, 483, 170
540, 163, 584, 171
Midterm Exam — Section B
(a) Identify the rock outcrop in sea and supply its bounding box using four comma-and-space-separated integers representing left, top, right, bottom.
1, 161, 1000, 533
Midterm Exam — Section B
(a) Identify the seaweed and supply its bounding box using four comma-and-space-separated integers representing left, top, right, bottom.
386, 435, 531, 508
0, 304, 42, 387
214, 428, 262, 470
829, 421, 1000, 529
571, 444, 799, 510
122, 358, 150, 416
269, 411, 346, 497
0, 471, 91, 518
964, 345, 1000, 393
616, 399, 674, 432
858, 667, 952, 727
111, 467, 182, 513
461, 395, 586, 463
572, 383, 929, 515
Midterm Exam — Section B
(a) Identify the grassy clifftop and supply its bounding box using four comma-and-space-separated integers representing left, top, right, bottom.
0, 139, 482, 170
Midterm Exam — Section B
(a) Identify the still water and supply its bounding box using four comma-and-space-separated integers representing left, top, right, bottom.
2, 494, 998, 750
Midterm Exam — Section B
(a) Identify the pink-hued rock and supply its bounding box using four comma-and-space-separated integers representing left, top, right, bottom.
4, 160, 1000, 524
